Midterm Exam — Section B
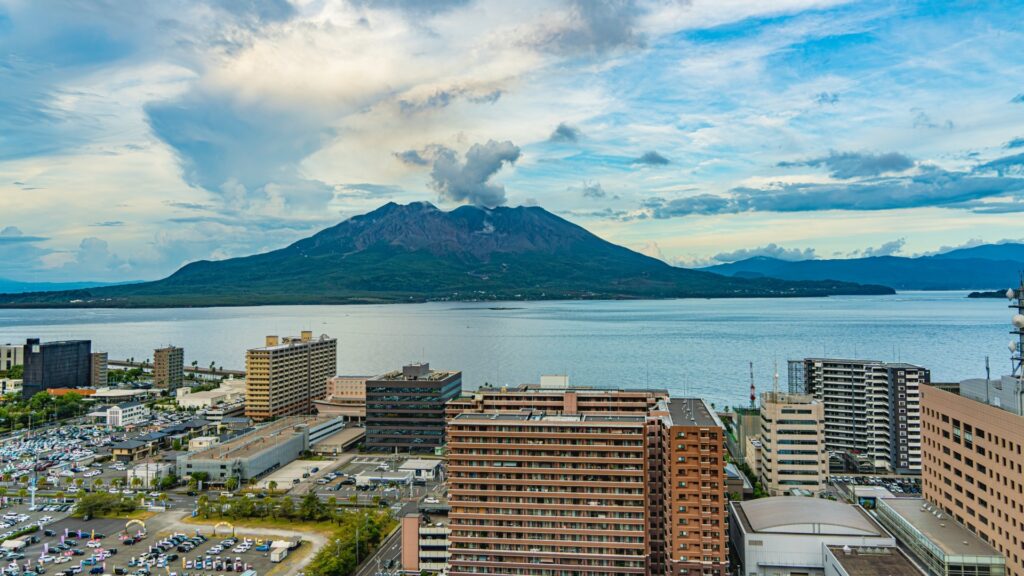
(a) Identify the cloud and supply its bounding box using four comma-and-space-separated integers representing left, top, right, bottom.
643, 194, 732, 217
634, 150, 670, 166
351, 0, 471, 16
534, 0, 646, 55
0, 226, 47, 243
712, 243, 816, 263
92, 221, 125, 227
549, 122, 582, 143
338, 183, 406, 197
912, 110, 954, 130
814, 92, 839, 105
394, 149, 431, 166
398, 87, 502, 114
977, 152, 1024, 176
1012, 94, 1024, 104
428, 140, 521, 207
1006, 138, 1024, 149
778, 151, 915, 179
581, 182, 606, 199
851, 237, 906, 257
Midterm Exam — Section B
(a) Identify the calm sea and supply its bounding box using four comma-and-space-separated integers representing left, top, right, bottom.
0, 292, 1012, 408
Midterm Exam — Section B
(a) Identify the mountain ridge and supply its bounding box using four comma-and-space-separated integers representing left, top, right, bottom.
0, 202, 893, 308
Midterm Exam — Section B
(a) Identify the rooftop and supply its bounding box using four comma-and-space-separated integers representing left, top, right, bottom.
187, 416, 319, 460
372, 363, 460, 382
825, 545, 924, 576
878, 498, 1001, 558
452, 409, 646, 424
732, 497, 884, 536
666, 397, 720, 427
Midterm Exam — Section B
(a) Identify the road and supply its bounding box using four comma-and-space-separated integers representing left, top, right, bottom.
353, 525, 402, 576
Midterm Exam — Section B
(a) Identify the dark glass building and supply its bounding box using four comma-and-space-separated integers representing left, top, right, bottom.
365, 363, 462, 452
22, 338, 92, 398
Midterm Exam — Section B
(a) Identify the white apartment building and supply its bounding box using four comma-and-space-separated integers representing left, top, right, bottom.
105, 402, 150, 427
802, 358, 926, 473
759, 391, 827, 496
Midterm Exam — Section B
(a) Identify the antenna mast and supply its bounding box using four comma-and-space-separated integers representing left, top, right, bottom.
749, 361, 756, 409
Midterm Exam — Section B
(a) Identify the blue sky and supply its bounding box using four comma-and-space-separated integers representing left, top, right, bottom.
2, 0, 1024, 281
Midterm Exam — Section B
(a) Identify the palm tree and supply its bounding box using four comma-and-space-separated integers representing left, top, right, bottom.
267, 480, 278, 494
17, 488, 27, 503
55, 490, 65, 503
130, 477, 142, 491
74, 478, 84, 491
93, 478, 104, 490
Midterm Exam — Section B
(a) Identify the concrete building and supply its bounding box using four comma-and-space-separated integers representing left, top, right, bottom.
188, 436, 220, 451
398, 458, 443, 481
1, 344, 24, 372
875, 497, 1005, 576
112, 439, 158, 462
758, 391, 827, 496
176, 379, 246, 409
176, 416, 344, 483
822, 544, 924, 576
310, 427, 365, 456
445, 386, 729, 576
402, 514, 450, 574
729, 497, 896, 575
153, 346, 184, 390
921, 384, 1022, 575
245, 332, 337, 421
802, 358, 927, 473
127, 462, 173, 489
365, 363, 461, 452
90, 352, 108, 387
0, 378, 22, 396
21, 338, 92, 398
312, 375, 368, 421
102, 402, 150, 427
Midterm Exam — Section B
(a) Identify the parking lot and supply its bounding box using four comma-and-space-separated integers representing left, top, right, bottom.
253, 456, 349, 493
831, 474, 921, 496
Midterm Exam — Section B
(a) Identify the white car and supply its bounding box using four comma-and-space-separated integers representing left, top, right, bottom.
423, 497, 440, 504
86, 541, 102, 548
39, 556, 55, 564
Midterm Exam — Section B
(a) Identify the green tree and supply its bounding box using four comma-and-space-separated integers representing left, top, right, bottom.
267, 480, 278, 494
6, 365, 23, 379
225, 477, 239, 491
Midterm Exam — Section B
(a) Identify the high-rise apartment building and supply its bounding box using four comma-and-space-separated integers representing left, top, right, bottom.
921, 383, 1024, 576
90, 352, 108, 387
757, 391, 827, 496
153, 346, 184, 390
802, 358, 927, 473
244, 331, 336, 421
445, 385, 728, 576
21, 338, 92, 398
365, 363, 461, 452
1, 344, 24, 372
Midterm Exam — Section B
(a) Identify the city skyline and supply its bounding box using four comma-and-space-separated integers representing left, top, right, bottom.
4, 1, 1024, 282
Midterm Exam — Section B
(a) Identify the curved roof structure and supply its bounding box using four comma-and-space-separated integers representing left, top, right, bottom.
737, 497, 882, 536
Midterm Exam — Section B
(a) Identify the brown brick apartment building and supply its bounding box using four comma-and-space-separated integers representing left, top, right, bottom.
921, 384, 1024, 575
445, 385, 728, 576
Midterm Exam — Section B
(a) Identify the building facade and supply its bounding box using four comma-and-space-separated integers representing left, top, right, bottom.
90, 352, 108, 387
758, 391, 827, 496
244, 332, 337, 421
802, 358, 927, 473
365, 363, 461, 452
0, 344, 23, 372
445, 386, 728, 576
21, 338, 92, 398
153, 346, 184, 390
105, 402, 150, 427
921, 384, 1023, 576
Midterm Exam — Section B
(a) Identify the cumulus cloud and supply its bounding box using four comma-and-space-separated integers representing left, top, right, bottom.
1006, 138, 1024, 149
0, 227, 47, 243
778, 151, 914, 179
394, 149, 431, 166
850, 237, 906, 258
978, 152, 1024, 176
427, 140, 521, 207
712, 243, 816, 263
634, 150, 670, 166
549, 122, 582, 143
579, 181, 607, 199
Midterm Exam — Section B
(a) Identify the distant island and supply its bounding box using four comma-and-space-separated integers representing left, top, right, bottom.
967, 290, 1010, 298
0, 202, 892, 308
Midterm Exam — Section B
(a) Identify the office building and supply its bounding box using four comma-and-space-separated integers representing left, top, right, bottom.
244, 331, 337, 421
127, 463, 174, 489
758, 391, 827, 496
365, 363, 461, 452
21, 338, 92, 398
1, 344, 23, 372
99, 402, 150, 427
921, 384, 1022, 575
802, 358, 927, 473
90, 352, 108, 387
445, 385, 728, 576
153, 346, 184, 390
729, 497, 896, 575
875, 497, 1005, 576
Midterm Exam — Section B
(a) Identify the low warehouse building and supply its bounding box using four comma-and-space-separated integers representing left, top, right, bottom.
176, 416, 343, 483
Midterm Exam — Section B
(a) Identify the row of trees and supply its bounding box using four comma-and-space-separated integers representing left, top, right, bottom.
196, 490, 338, 523
73, 492, 138, 518
0, 392, 88, 431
